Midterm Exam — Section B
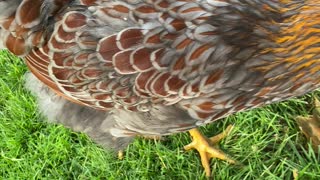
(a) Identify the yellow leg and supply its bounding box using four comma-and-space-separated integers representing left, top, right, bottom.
118, 150, 124, 160
184, 125, 236, 177
140, 135, 164, 140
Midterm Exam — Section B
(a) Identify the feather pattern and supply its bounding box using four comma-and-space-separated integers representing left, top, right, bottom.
1, 0, 320, 140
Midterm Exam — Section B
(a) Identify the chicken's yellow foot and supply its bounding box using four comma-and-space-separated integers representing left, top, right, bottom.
184, 125, 236, 177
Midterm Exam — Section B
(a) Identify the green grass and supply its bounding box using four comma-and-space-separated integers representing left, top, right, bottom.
0, 50, 319, 179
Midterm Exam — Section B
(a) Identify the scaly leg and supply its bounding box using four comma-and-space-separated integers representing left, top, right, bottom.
184, 125, 236, 177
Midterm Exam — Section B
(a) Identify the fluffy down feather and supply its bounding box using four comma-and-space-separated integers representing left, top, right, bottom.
25, 72, 133, 150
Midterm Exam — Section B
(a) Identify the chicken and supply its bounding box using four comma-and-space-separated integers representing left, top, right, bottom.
0, 0, 320, 177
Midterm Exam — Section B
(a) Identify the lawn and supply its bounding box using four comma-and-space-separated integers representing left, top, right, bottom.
0, 50, 319, 179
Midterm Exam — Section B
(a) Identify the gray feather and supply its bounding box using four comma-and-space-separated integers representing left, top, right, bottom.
24, 72, 133, 151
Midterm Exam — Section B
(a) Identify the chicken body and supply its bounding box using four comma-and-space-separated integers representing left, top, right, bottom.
0, 0, 320, 149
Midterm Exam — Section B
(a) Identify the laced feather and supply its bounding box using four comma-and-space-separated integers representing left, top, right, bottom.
0, 0, 320, 142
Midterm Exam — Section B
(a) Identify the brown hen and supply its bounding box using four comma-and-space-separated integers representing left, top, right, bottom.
0, 0, 320, 177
